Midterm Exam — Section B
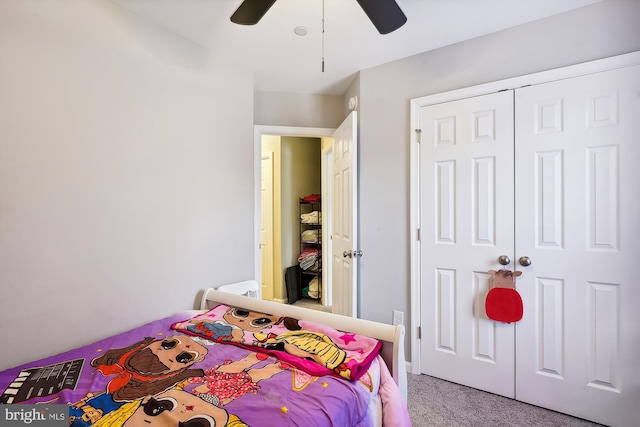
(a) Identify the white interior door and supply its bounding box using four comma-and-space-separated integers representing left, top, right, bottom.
331, 112, 358, 317
419, 91, 516, 397
261, 152, 274, 301
514, 65, 640, 427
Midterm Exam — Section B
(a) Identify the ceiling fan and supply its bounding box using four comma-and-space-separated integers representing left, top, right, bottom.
230, 0, 407, 35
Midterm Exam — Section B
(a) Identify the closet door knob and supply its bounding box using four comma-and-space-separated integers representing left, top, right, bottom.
498, 255, 511, 266
343, 251, 353, 258
519, 256, 532, 267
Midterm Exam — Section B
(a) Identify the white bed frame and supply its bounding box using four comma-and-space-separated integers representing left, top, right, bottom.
199, 288, 408, 401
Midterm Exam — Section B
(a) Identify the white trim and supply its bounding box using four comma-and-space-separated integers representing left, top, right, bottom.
260, 151, 274, 301
321, 142, 333, 307
253, 125, 336, 302
409, 107, 422, 375
408, 51, 640, 375
411, 51, 640, 108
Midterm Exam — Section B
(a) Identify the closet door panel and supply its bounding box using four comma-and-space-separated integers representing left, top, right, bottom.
420, 91, 516, 398
514, 65, 640, 427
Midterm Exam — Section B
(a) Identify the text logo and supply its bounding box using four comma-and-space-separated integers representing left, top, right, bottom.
1, 405, 67, 426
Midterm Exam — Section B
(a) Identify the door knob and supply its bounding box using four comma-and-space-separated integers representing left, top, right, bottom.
343, 250, 363, 258
498, 255, 511, 266
519, 256, 532, 267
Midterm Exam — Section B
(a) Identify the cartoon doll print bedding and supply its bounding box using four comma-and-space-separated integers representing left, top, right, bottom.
0, 307, 395, 427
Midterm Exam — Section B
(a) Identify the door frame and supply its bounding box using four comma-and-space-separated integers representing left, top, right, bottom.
409, 51, 640, 374
260, 151, 274, 301
254, 125, 336, 304
321, 141, 333, 307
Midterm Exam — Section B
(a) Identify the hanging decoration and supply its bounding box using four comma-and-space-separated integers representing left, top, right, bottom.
485, 269, 524, 323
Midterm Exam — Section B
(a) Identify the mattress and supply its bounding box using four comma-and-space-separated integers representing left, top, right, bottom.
0, 306, 409, 426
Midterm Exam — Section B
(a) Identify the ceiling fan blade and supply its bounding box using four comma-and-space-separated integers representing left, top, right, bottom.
230, 0, 277, 25
356, 0, 407, 34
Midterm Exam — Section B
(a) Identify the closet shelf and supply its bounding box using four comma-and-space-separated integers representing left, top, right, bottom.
298, 197, 321, 301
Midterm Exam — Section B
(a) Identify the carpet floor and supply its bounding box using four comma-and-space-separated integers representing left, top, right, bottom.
407, 373, 606, 427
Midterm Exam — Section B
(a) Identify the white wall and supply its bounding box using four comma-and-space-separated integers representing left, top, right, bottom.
254, 92, 345, 128
357, 0, 640, 358
2, 0, 637, 372
0, 0, 254, 370
248, 3, 640, 358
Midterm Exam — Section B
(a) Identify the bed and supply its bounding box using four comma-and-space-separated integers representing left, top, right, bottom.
0, 287, 410, 426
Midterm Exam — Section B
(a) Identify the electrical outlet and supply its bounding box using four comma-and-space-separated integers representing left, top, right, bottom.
392, 310, 404, 326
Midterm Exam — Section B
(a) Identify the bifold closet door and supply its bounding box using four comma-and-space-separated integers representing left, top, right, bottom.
514, 65, 640, 427
419, 91, 516, 398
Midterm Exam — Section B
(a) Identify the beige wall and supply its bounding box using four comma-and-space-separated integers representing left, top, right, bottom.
281, 137, 321, 270
0, 0, 254, 370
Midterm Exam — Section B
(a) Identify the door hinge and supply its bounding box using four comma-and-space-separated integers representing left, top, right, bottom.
416, 228, 421, 241
414, 128, 422, 143
418, 326, 421, 339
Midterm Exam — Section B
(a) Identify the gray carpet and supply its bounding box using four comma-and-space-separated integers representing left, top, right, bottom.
407, 373, 605, 427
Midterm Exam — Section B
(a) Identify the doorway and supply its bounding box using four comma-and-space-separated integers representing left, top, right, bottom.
253, 126, 336, 309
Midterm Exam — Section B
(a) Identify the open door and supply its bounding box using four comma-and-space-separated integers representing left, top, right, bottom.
331, 112, 359, 317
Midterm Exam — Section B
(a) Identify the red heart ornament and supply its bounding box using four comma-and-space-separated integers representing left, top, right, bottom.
485, 288, 523, 323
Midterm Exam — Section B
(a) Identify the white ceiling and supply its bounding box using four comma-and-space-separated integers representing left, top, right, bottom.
110, 0, 600, 95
